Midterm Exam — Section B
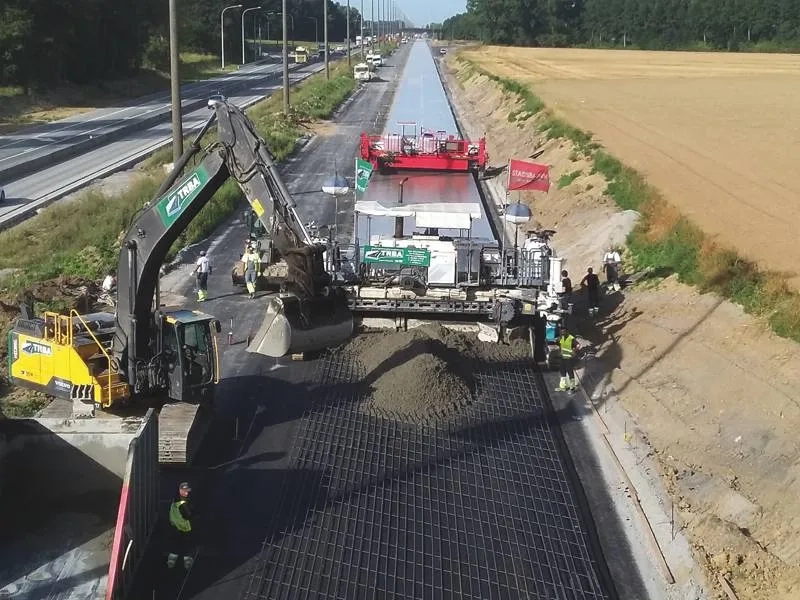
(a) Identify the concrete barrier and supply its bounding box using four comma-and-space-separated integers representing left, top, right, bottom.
0, 412, 155, 600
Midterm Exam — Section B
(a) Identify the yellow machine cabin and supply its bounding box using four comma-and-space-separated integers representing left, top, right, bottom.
8, 308, 221, 410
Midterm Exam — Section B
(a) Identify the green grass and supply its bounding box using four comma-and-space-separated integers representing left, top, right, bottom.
455, 53, 800, 344
0, 59, 358, 294
557, 170, 582, 189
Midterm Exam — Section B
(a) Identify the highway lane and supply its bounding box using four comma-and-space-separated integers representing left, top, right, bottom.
0, 52, 363, 230
0, 59, 294, 179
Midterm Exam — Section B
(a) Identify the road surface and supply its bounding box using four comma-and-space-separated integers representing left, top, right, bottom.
0, 60, 295, 181
0, 52, 361, 231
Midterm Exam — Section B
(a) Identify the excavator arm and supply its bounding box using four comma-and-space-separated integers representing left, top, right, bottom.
113, 98, 352, 393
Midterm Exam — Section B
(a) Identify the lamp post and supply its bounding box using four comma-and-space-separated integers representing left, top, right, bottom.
346, 0, 351, 67
323, 0, 329, 79
322, 173, 349, 243
168, 0, 182, 163
504, 201, 532, 280
281, 2, 289, 113
221, 4, 242, 69
242, 6, 262, 65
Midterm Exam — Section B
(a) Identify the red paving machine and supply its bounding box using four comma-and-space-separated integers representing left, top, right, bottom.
359, 122, 488, 173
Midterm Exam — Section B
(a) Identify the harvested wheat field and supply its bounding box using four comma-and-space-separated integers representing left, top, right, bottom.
460, 46, 800, 288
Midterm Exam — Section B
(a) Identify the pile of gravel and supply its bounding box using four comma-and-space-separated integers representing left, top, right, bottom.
343, 325, 531, 424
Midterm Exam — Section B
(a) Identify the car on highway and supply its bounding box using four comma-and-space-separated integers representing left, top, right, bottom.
439, 47, 447, 55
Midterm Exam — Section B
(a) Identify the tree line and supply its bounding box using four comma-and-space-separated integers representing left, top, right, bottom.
437, 0, 800, 51
0, 0, 363, 91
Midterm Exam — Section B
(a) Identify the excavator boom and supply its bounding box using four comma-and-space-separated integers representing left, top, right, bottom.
114, 98, 352, 385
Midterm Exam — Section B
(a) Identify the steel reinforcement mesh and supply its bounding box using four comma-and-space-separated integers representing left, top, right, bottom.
243, 351, 613, 600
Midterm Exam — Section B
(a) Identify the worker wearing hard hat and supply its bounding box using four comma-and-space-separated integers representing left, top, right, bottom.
242, 244, 261, 299
556, 329, 580, 394
166, 482, 195, 570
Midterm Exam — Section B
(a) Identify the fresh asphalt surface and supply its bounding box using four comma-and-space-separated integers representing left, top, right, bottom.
128, 45, 412, 599
131, 42, 646, 600
0, 52, 362, 228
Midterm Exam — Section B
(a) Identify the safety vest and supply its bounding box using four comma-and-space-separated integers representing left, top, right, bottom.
169, 500, 192, 533
559, 335, 575, 359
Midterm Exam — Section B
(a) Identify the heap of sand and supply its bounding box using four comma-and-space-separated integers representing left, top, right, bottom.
343, 325, 530, 424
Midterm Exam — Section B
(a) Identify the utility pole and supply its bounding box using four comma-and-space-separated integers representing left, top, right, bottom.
346, 0, 351, 68
168, 0, 183, 162
323, 0, 329, 79
371, 0, 374, 50
282, 0, 289, 113
360, 0, 364, 48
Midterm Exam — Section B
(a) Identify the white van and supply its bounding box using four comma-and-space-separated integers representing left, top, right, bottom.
354, 63, 372, 81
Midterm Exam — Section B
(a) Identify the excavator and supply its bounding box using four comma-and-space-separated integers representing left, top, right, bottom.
7, 97, 353, 464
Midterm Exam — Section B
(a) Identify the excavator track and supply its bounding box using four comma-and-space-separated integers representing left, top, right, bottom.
158, 402, 213, 465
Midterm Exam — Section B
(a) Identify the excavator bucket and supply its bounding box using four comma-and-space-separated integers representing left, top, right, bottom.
247, 294, 354, 357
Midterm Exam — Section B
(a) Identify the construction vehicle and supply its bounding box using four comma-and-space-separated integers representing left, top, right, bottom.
7, 97, 353, 464
343, 124, 564, 355
354, 62, 373, 81
294, 46, 310, 63
360, 123, 488, 173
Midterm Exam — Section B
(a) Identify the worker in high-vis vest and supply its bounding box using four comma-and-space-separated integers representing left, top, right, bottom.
167, 482, 195, 570
556, 329, 580, 393
242, 244, 261, 299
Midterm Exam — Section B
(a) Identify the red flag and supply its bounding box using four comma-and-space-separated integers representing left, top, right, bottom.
507, 159, 550, 192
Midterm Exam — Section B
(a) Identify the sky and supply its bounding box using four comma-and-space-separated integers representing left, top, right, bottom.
350, 0, 466, 27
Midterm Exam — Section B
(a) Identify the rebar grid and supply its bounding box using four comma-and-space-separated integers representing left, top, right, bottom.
243, 351, 612, 600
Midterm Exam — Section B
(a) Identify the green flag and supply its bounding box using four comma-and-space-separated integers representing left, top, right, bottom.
355, 158, 373, 193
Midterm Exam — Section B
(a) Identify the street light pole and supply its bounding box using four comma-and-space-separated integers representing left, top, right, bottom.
168, 0, 182, 163
282, 0, 289, 113
242, 6, 262, 65
346, 0, 351, 68
221, 4, 243, 69
323, 0, 329, 79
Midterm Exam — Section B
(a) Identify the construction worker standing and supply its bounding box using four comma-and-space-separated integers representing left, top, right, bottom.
194, 251, 211, 302
580, 267, 601, 317
242, 244, 261, 299
167, 482, 195, 570
602, 246, 622, 291
556, 329, 580, 394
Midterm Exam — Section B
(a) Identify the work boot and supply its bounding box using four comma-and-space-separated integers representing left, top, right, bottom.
167, 553, 178, 569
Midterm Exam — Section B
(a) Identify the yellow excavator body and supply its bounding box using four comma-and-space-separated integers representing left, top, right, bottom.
8, 311, 130, 408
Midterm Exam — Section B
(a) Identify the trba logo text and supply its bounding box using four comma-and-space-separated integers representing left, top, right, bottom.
23, 341, 52, 355
365, 248, 403, 260
166, 175, 202, 217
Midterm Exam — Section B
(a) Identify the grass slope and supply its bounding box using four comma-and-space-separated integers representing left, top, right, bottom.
456, 55, 800, 343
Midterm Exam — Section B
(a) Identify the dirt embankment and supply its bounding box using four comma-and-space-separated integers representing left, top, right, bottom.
443, 52, 800, 599
342, 325, 530, 425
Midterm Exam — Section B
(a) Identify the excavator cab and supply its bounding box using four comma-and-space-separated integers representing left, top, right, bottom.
157, 309, 221, 403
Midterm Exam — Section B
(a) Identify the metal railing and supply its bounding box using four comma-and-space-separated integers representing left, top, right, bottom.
43, 310, 115, 407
